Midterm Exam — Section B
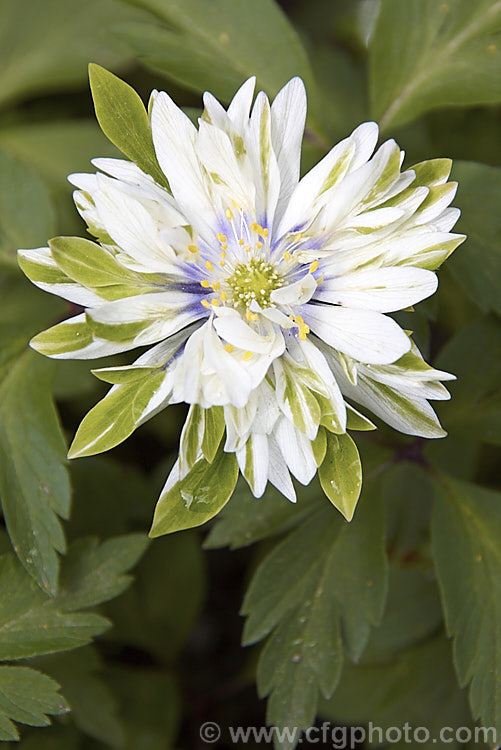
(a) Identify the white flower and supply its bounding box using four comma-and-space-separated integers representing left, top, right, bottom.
19, 76, 465, 508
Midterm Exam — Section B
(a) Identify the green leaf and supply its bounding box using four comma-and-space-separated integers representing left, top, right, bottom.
0, 534, 147, 660
370, 0, 501, 131
432, 475, 501, 735
204, 477, 321, 550
434, 318, 501, 446
0, 351, 71, 595
0, 149, 55, 258
0, 666, 68, 742
88, 64, 168, 188
243, 484, 387, 734
37, 647, 124, 748
149, 448, 239, 536
447, 161, 501, 315
318, 432, 362, 521
0, 0, 148, 109
364, 563, 443, 660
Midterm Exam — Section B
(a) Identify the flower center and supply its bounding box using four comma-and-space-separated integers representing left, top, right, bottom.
226, 258, 283, 309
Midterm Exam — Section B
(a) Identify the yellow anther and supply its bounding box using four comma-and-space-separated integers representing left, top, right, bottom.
225, 344, 234, 353
246, 311, 258, 322
244, 245, 251, 253
225, 208, 233, 220
283, 251, 291, 261
316, 273, 324, 285
243, 351, 253, 361
295, 232, 303, 241
309, 260, 319, 273
238, 238, 245, 245
299, 330, 307, 341
201, 299, 211, 309
262, 228, 269, 237
188, 244, 198, 253
219, 260, 226, 267
220, 291, 227, 302
221, 243, 228, 250
256, 241, 263, 249
250, 222, 258, 232
217, 233, 227, 243
200, 280, 210, 288
212, 281, 221, 291
295, 315, 304, 324
220, 251, 227, 259
211, 298, 220, 306
205, 260, 213, 271
232, 199, 240, 209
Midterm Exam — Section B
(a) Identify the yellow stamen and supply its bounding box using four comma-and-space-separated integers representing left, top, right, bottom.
232, 199, 240, 209
205, 260, 213, 271
225, 344, 234, 353
200, 280, 210, 288
225, 208, 233, 220
244, 245, 251, 253
217, 233, 227, 243
201, 300, 211, 309
256, 241, 263, 249
220, 291, 227, 302
246, 311, 258, 322
238, 238, 245, 245
220, 251, 227, 259
283, 251, 291, 261
219, 260, 226, 267
250, 222, 258, 232
309, 260, 319, 273
211, 298, 220, 306
188, 244, 198, 253
212, 281, 221, 291
316, 273, 324, 285
262, 228, 269, 237
221, 243, 228, 250
243, 351, 252, 361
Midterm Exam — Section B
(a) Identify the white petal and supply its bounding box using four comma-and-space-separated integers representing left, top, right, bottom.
268, 435, 296, 502
347, 121, 379, 172
196, 120, 255, 208
270, 272, 316, 306
237, 433, 269, 498
93, 176, 178, 272
213, 308, 280, 353
247, 91, 281, 227
315, 267, 438, 313
227, 77, 256, 131
305, 304, 411, 364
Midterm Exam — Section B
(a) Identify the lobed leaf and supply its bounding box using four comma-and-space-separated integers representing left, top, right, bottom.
432, 475, 501, 735
0, 666, 68, 742
370, 0, 501, 130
